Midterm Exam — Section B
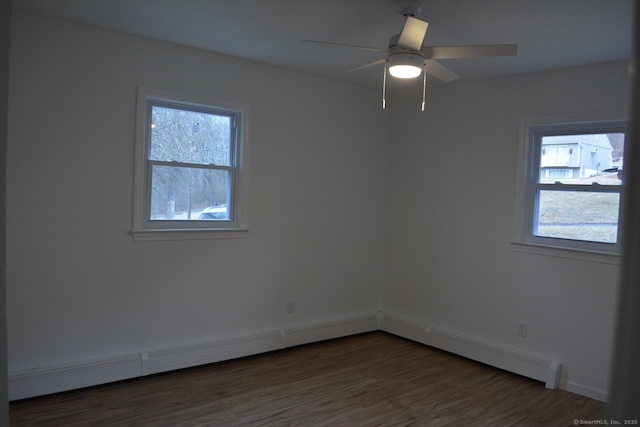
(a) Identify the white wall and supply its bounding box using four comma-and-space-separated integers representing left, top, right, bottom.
384, 61, 631, 399
7, 13, 389, 371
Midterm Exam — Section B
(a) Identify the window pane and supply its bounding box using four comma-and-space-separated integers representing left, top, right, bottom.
535, 190, 620, 243
150, 105, 232, 166
150, 165, 230, 220
539, 133, 624, 185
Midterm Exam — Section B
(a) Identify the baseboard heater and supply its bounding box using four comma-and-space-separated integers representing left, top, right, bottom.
8, 353, 142, 401
381, 313, 561, 389
9, 312, 561, 400
8, 313, 378, 401
426, 327, 561, 389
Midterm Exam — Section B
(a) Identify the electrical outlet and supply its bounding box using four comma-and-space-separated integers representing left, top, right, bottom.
518, 321, 528, 337
287, 300, 294, 315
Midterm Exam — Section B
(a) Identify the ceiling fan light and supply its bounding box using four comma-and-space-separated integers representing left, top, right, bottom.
389, 64, 422, 78
387, 53, 424, 78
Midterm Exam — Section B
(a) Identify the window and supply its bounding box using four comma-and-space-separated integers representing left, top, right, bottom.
545, 169, 571, 179
131, 87, 250, 241
541, 145, 570, 166
513, 112, 628, 259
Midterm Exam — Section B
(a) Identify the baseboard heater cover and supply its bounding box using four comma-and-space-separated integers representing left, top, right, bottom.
8, 353, 142, 401
142, 330, 283, 376
426, 327, 562, 389
281, 313, 379, 348
379, 314, 561, 390
380, 313, 428, 344
8, 313, 561, 400
9, 313, 378, 401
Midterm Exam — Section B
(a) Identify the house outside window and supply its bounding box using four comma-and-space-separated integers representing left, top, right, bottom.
513, 112, 628, 260
131, 87, 250, 241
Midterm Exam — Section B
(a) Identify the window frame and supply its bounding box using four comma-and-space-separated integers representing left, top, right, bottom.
512, 111, 628, 263
131, 87, 250, 241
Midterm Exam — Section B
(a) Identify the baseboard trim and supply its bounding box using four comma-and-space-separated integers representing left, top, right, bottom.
560, 379, 609, 402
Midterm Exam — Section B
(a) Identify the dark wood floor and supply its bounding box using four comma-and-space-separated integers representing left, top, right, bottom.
10, 331, 605, 426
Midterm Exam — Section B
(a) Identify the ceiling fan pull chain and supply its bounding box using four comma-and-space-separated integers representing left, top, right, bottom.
421, 64, 427, 111
382, 61, 388, 109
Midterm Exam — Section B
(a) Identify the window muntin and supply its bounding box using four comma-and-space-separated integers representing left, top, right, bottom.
132, 87, 250, 239
524, 123, 627, 253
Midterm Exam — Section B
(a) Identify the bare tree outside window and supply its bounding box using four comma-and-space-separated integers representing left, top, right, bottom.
148, 105, 234, 221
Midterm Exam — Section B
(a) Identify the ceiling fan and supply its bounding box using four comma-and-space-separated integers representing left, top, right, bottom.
304, 0, 517, 110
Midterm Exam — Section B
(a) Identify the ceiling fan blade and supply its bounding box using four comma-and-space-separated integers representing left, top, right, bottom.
422, 44, 518, 59
303, 40, 387, 53
397, 16, 429, 50
344, 58, 387, 74
423, 59, 459, 82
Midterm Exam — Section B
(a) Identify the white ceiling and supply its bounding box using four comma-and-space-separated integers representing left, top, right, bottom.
14, 0, 635, 88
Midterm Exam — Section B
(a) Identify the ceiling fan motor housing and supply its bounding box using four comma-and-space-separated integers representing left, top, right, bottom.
388, 52, 424, 68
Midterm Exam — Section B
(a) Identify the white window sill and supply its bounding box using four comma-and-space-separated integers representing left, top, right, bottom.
130, 228, 249, 242
510, 241, 621, 265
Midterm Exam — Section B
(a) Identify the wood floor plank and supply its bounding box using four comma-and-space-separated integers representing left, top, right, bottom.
10, 332, 605, 426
